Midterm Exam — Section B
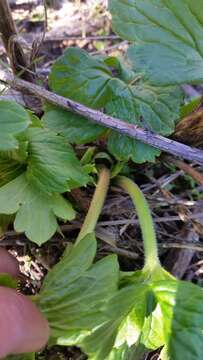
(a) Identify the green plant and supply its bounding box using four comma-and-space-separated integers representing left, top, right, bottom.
1, 0, 202, 242
1, 0, 203, 358
109, 0, 203, 86
19, 170, 203, 360
77, 176, 203, 360
37, 167, 119, 346
0, 100, 88, 244
42, 49, 182, 164
2, 167, 203, 359
5, 354, 35, 360
42, 0, 203, 166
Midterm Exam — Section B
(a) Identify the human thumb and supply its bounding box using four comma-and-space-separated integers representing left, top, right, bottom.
0, 287, 49, 358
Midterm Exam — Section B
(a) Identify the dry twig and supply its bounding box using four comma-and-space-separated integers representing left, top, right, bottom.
166, 156, 203, 186
1, 71, 203, 164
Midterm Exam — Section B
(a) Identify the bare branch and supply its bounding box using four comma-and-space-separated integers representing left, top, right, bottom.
1, 70, 203, 165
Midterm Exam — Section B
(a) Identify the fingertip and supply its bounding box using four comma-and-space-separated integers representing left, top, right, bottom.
0, 287, 50, 358
0, 248, 20, 278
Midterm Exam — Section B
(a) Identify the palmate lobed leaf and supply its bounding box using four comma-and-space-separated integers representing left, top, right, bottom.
71, 266, 203, 360
80, 283, 149, 360
26, 127, 88, 193
0, 100, 31, 151
109, 0, 203, 86
153, 280, 203, 360
44, 47, 182, 163
0, 104, 89, 244
37, 233, 120, 344
34, 175, 203, 359
0, 173, 75, 245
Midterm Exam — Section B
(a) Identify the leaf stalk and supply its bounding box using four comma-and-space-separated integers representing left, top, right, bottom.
76, 167, 110, 244
117, 176, 160, 273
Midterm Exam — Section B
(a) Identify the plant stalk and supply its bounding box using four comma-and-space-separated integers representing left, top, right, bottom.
117, 176, 160, 273
76, 167, 110, 244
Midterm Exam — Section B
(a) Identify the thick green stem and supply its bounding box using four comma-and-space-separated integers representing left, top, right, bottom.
117, 176, 160, 273
76, 167, 110, 244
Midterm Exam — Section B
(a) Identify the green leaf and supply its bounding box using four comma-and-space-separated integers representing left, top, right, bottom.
0, 156, 24, 186
42, 106, 106, 144
103, 55, 136, 84
131, 84, 182, 135
49, 47, 113, 108
0, 125, 88, 244
26, 128, 88, 193
96, 272, 203, 360
0, 174, 75, 245
88, 342, 145, 360
106, 80, 182, 162
107, 128, 160, 164
107, 76, 182, 135
141, 303, 165, 350
0, 135, 19, 151
153, 280, 203, 360
38, 233, 119, 344
0, 100, 30, 150
105, 344, 131, 360
107, 343, 146, 360
39, 233, 97, 297
160, 346, 170, 360
5, 353, 35, 360
180, 97, 202, 118
81, 284, 149, 360
80, 146, 96, 165
0, 273, 18, 288
28, 110, 44, 128
109, 0, 203, 86
47, 48, 182, 163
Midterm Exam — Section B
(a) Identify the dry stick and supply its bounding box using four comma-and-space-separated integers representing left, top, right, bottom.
0, 0, 42, 113
44, 35, 120, 42
0, 0, 34, 82
98, 212, 203, 226
103, 245, 139, 260
1, 71, 203, 165
4, 212, 203, 240
161, 243, 203, 253
166, 156, 203, 186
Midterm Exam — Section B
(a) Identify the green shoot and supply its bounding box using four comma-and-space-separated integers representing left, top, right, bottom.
117, 176, 160, 274
76, 166, 110, 244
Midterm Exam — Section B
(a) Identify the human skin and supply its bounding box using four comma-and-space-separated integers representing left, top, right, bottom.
0, 249, 49, 358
